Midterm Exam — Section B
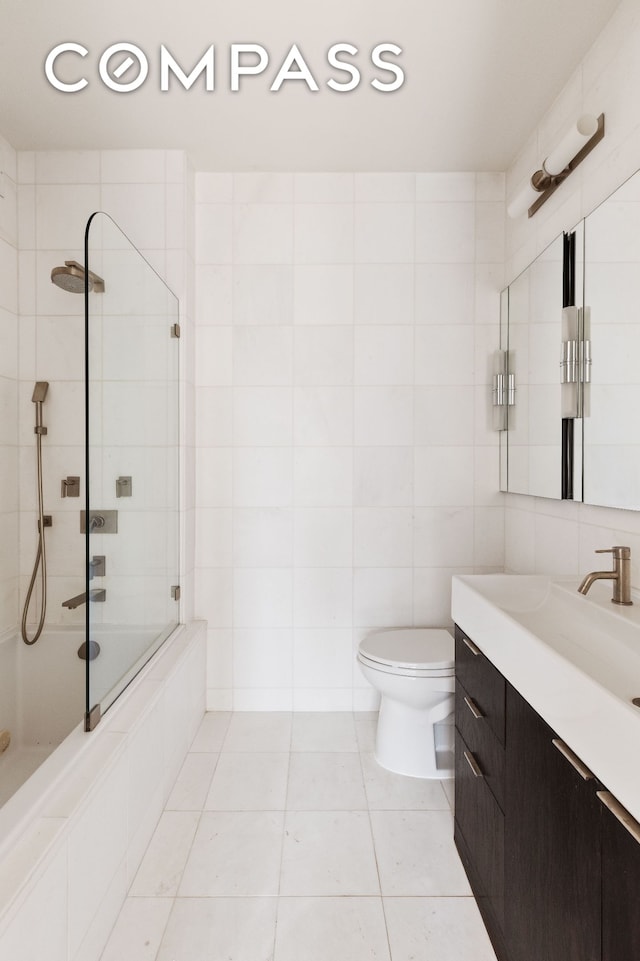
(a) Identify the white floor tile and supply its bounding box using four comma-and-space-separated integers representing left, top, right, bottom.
205, 753, 289, 810
129, 811, 200, 897
274, 897, 391, 961
223, 712, 292, 752
442, 777, 455, 811
370, 811, 471, 896
156, 898, 278, 961
166, 752, 219, 810
361, 753, 450, 811
190, 712, 231, 752
286, 752, 367, 810
355, 715, 378, 752
179, 811, 284, 896
291, 712, 358, 752
101, 712, 492, 960
99, 898, 173, 961
280, 811, 379, 896
384, 897, 498, 961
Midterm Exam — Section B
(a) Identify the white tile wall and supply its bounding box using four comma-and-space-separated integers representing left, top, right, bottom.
0, 133, 18, 639
15, 148, 193, 633
504, 0, 640, 583
194, 173, 505, 709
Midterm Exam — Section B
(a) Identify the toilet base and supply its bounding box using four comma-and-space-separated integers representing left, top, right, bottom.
375, 695, 454, 779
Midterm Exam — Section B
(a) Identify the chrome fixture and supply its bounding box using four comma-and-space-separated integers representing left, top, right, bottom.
21, 382, 50, 645
80, 510, 118, 533
560, 306, 591, 419
89, 555, 106, 579
61, 475, 80, 497
578, 546, 632, 606
51, 260, 105, 293
507, 114, 605, 219
77, 640, 101, 661
492, 349, 515, 431
61, 589, 107, 610
115, 476, 132, 498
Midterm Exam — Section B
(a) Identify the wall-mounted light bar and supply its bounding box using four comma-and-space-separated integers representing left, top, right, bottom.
560, 306, 591, 419
492, 349, 515, 431
507, 113, 605, 219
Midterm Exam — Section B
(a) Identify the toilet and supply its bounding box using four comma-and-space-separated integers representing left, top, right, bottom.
357, 628, 455, 779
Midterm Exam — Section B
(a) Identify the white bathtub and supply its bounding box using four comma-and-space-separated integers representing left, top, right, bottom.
0, 620, 206, 961
0, 624, 177, 807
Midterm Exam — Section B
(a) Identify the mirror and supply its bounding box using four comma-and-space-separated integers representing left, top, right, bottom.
583, 171, 640, 510
500, 169, 640, 511
501, 232, 583, 499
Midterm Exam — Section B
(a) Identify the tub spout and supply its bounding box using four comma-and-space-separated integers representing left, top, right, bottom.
61, 589, 106, 609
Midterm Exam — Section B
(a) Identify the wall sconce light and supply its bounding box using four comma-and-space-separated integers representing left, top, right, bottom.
492, 349, 515, 431
507, 113, 605, 219
560, 305, 591, 419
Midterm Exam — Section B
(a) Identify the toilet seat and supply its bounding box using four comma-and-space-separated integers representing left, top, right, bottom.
358, 652, 453, 679
358, 628, 454, 675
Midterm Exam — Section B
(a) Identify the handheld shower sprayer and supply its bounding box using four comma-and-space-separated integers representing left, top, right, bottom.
21, 381, 50, 645
32, 381, 49, 435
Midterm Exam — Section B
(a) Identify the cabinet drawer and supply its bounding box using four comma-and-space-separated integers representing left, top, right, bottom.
454, 728, 505, 933
455, 625, 506, 745
455, 679, 505, 811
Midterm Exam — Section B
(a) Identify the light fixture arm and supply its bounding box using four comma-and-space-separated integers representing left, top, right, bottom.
507, 113, 605, 219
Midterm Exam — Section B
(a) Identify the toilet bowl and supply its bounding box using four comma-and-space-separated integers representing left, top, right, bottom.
357, 628, 455, 779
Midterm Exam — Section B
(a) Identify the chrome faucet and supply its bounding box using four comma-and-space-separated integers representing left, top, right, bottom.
578, 546, 632, 606
61, 589, 106, 610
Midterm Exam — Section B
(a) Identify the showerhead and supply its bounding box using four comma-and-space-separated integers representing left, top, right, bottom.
51, 260, 105, 294
32, 381, 49, 403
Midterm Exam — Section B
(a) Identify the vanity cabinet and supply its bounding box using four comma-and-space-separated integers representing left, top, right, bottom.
453, 627, 507, 957
454, 623, 640, 961
505, 685, 601, 961
600, 792, 640, 961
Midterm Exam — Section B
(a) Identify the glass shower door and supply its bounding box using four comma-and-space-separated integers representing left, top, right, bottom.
83, 212, 180, 729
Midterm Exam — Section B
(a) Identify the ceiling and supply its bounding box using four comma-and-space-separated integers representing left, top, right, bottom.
0, 0, 621, 171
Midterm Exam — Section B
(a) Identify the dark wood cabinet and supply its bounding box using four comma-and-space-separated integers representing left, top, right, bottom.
454, 627, 507, 960
600, 791, 640, 961
455, 730, 506, 949
454, 622, 640, 961
505, 684, 601, 961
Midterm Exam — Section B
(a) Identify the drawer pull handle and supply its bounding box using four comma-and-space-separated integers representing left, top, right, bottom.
464, 695, 484, 720
462, 635, 481, 656
463, 749, 484, 778
552, 738, 595, 781
597, 791, 640, 846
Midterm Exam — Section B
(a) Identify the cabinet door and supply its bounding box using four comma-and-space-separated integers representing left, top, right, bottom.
505, 685, 601, 961
600, 791, 640, 961
454, 730, 505, 938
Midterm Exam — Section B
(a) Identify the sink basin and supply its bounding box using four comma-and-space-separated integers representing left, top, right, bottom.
452, 573, 640, 820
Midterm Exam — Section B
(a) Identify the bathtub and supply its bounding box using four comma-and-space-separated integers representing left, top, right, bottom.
0, 620, 206, 961
0, 624, 179, 807
0, 627, 86, 807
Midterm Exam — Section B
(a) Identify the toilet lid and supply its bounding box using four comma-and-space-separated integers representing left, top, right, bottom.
358, 628, 454, 671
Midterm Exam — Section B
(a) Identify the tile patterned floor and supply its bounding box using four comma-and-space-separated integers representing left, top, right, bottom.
100, 712, 498, 961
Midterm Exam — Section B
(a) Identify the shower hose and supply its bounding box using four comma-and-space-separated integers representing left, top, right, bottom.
21, 428, 47, 645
